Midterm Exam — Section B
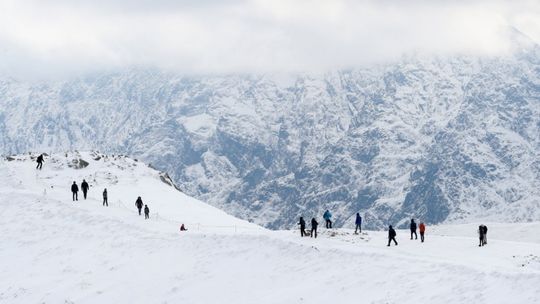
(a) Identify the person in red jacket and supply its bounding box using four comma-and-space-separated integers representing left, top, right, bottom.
419, 222, 426, 242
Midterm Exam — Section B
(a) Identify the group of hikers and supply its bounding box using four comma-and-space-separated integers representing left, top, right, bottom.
70, 180, 150, 219
387, 219, 426, 246
37, 153, 491, 243
299, 211, 489, 248
36, 153, 193, 231
298, 210, 362, 239
299, 210, 429, 246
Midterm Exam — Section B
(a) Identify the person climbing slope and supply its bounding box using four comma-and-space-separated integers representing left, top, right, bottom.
387, 225, 398, 246
311, 218, 319, 238
144, 205, 150, 219
71, 181, 79, 201
135, 196, 143, 215
419, 222, 426, 242
81, 179, 89, 200
323, 210, 332, 229
355, 213, 362, 234
36, 154, 44, 170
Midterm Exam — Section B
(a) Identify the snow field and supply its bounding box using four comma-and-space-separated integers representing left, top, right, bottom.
1, 153, 540, 303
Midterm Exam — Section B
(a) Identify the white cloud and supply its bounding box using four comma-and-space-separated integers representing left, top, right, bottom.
0, 0, 538, 79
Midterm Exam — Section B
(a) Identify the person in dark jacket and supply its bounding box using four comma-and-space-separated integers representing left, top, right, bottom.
479, 224, 488, 246
298, 217, 307, 237
180, 224, 187, 231
144, 205, 150, 219
71, 181, 79, 201
323, 210, 332, 229
482, 225, 488, 245
102, 188, 108, 206
478, 225, 485, 247
410, 219, 418, 240
81, 179, 89, 200
36, 154, 44, 170
135, 197, 143, 215
355, 213, 362, 234
311, 218, 319, 238
387, 225, 398, 246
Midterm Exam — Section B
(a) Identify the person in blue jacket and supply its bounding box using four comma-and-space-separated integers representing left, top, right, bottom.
355, 213, 362, 234
323, 210, 332, 229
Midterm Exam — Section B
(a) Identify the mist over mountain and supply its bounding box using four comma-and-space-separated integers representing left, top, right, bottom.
1, 35, 539, 229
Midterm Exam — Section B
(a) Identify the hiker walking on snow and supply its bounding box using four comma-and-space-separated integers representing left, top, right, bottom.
419, 222, 426, 242
144, 205, 150, 219
102, 188, 108, 206
36, 154, 44, 170
135, 197, 143, 215
388, 225, 398, 246
71, 181, 79, 201
311, 218, 319, 238
81, 179, 89, 200
410, 219, 418, 240
323, 210, 332, 229
355, 213, 362, 234
298, 217, 307, 237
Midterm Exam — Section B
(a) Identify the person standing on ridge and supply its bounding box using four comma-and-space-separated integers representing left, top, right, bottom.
410, 219, 418, 240
71, 181, 79, 201
481, 225, 488, 246
81, 179, 89, 200
135, 197, 143, 215
36, 154, 44, 170
323, 210, 332, 229
102, 188, 108, 206
388, 225, 398, 246
355, 213, 362, 234
478, 225, 485, 247
311, 217, 319, 238
298, 217, 307, 237
144, 205, 150, 219
419, 222, 426, 242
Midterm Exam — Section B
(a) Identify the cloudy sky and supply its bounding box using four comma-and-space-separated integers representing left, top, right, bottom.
0, 0, 538, 79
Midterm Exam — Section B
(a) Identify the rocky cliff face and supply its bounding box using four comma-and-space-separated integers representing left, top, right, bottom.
1, 43, 539, 229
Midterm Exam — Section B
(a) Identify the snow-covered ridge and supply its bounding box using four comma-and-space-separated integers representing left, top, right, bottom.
0, 151, 262, 232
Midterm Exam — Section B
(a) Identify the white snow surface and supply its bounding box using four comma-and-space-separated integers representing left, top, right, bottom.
1, 152, 540, 303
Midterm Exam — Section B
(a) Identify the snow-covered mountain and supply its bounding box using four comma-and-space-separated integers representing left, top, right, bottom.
0, 35, 539, 229
1, 153, 540, 303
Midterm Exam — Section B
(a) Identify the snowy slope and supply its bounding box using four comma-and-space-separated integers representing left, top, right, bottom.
1, 153, 540, 303
0, 152, 261, 231
0, 31, 539, 229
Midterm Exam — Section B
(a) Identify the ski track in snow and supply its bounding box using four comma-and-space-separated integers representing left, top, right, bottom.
1, 152, 540, 304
